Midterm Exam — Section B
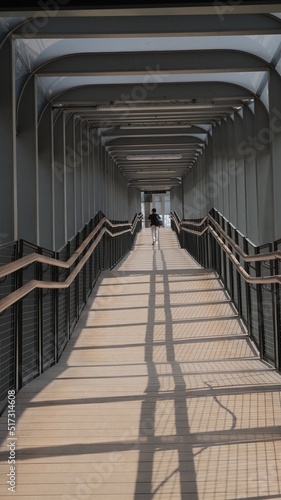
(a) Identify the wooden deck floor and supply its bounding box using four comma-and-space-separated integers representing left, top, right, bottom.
1, 228, 281, 499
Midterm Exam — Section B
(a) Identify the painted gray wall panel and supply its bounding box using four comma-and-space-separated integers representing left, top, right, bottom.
0, 41, 15, 244
234, 112, 247, 236
38, 107, 53, 250
255, 100, 274, 244
53, 113, 66, 250
269, 70, 281, 241
16, 76, 38, 244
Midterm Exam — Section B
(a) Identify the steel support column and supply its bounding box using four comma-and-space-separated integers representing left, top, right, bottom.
74, 119, 83, 231
268, 69, 281, 241
53, 112, 67, 250
227, 115, 237, 227
0, 40, 16, 244
254, 99, 274, 245
38, 105, 54, 249
65, 114, 76, 240
234, 110, 247, 236
16, 75, 38, 244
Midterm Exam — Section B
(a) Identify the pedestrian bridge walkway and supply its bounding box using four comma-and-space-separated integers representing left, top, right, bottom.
1, 228, 281, 499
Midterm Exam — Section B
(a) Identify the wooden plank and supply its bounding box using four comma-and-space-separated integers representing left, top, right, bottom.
0, 228, 281, 499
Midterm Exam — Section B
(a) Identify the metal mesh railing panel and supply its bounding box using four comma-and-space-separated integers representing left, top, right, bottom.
0, 213, 142, 414
57, 290, 67, 356
0, 308, 15, 407
22, 290, 39, 382
0, 243, 17, 407
21, 242, 39, 382
41, 249, 56, 370
57, 245, 69, 357
42, 290, 55, 369
259, 245, 275, 364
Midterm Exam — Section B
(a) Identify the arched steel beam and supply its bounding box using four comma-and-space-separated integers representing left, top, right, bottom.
36, 50, 268, 75
45, 81, 255, 106
17, 49, 269, 121
36, 81, 255, 130
11, 13, 281, 39
103, 136, 206, 146
2, 1, 281, 17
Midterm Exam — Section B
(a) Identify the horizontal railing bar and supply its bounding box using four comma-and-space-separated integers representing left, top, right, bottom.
181, 226, 208, 237
0, 215, 135, 280
208, 226, 281, 285
208, 215, 281, 263
171, 212, 281, 263
181, 216, 208, 227
170, 211, 281, 285
0, 222, 139, 314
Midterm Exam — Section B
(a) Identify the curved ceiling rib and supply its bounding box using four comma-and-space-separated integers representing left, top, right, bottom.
3, 5, 281, 191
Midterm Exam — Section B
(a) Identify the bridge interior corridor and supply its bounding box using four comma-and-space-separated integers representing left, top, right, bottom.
1, 228, 281, 499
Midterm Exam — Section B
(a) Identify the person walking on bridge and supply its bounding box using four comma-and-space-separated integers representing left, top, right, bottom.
148, 208, 162, 245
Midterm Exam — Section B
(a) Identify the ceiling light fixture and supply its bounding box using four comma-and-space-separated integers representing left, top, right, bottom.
136, 170, 176, 173
120, 124, 191, 129
127, 154, 182, 160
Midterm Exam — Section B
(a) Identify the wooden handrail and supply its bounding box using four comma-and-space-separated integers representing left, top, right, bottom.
208, 225, 281, 285
208, 214, 281, 263
170, 211, 281, 263
0, 219, 140, 314
181, 215, 209, 227
181, 226, 208, 237
0, 215, 135, 280
170, 211, 281, 285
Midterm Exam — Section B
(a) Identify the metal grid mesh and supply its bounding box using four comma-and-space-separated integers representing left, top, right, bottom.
259, 245, 275, 364
57, 245, 68, 357
41, 249, 55, 370
172, 209, 280, 367
69, 237, 78, 334
238, 233, 248, 325
22, 289, 38, 381
21, 242, 39, 382
229, 226, 238, 310
276, 240, 281, 366
0, 309, 15, 405
0, 213, 141, 413
42, 290, 55, 369
78, 231, 85, 314
0, 243, 17, 405
86, 255, 92, 299
58, 290, 67, 356
247, 243, 260, 348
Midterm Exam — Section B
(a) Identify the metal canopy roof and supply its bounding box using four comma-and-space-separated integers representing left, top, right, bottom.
2, 2, 281, 191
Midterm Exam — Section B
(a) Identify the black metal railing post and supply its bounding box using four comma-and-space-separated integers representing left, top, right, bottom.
14, 241, 21, 393
227, 222, 234, 300
17, 240, 24, 391
54, 259, 59, 365
255, 249, 265, 359
243, 238, 251, 333
66, 241, 71, 340
37, 247, 43, 376
273, 240, 280, 370
75, 233, 80, 319
221, 217, 227, 289
234, 230, 242, 317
